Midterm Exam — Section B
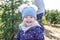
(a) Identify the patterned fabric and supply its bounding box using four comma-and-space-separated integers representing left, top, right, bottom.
16, 24, 44, 40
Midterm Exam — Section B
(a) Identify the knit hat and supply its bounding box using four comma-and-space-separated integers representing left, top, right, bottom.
18, 4, 38, 19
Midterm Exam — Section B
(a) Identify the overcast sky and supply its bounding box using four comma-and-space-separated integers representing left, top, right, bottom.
44, 0, 60, 11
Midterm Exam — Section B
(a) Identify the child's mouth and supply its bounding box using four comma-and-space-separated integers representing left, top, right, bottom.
26, 21, 32, 23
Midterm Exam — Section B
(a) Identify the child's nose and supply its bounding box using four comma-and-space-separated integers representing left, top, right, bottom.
27, 17, 31, 20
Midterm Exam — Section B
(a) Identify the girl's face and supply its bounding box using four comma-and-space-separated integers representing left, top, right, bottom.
23, 16, 35, 27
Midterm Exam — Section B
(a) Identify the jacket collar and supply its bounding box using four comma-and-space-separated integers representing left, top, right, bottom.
19, 21, 41, 32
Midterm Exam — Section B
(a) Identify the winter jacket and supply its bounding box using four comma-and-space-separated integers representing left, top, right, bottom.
16, 21, 44, 40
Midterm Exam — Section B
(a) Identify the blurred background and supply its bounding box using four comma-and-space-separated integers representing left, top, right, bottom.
0, 0, 60, 40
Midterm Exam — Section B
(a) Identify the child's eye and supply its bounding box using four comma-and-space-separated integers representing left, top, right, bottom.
25, 16, 27, 18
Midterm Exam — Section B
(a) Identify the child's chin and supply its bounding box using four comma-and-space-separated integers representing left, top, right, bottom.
27, 25, 31, 27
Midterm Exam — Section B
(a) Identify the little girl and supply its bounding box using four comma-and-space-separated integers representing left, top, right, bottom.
16, 4, 44, 40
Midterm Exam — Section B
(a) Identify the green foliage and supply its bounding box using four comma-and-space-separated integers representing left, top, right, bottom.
56, 12, 60, 24
42, 16, 47, 25
45, 10, 60, 24
0, 0, 23, 40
